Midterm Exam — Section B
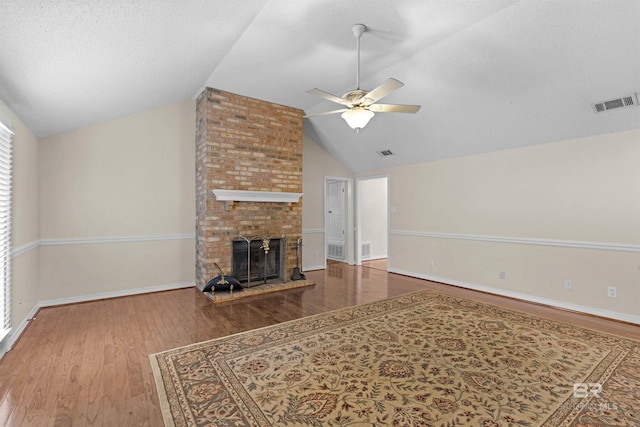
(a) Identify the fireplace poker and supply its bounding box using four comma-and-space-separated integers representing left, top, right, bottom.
291, 237, 305, 280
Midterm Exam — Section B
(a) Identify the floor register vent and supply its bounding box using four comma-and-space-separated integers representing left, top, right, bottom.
593, 93, 639, 113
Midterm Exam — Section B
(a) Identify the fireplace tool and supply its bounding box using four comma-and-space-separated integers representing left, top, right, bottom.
291, 237, 305, 280
260, 237, 270, 284
202, 262, 241, 292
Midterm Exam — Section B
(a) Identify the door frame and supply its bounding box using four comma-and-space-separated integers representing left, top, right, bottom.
355, 174, 390, 266
324, 176, 354, 266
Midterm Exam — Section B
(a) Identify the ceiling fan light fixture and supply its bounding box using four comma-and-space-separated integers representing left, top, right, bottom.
305, 23, 420, 129
341, 107, 374, 131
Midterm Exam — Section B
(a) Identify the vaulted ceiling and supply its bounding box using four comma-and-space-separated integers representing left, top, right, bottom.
1, 0, 638, 172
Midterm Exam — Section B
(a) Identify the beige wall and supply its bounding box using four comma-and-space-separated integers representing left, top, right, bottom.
40, 101, 195, 238
38, 239, 195, 302
302, 134, 353, 270
362, 130, 640, 321
38, 100, 196, 301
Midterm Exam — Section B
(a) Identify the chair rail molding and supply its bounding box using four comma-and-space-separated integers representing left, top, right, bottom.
11, 233, 196, 257
302, 228, 324, 234
389, 230, 640, 253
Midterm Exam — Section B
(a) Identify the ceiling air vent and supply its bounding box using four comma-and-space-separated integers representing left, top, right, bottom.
377, 149, 394, 157
592, 93, 639, 113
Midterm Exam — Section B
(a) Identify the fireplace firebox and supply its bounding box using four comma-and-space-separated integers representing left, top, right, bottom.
232, 237, 284, 287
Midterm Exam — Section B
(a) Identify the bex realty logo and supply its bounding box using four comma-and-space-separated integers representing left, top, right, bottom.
564, 382, 618, 412
573, 383, 602, 398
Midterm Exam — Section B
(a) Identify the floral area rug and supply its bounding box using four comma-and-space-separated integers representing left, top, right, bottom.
150, 290, 639, 426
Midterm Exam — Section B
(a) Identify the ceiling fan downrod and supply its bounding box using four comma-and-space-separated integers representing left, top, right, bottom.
352, 24, 365, 91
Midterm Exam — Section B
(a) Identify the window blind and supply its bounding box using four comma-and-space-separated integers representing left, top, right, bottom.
0, 120, 13, 343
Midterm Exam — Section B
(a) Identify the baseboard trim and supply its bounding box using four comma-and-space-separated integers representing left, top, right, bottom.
0, 303, 39, 359
388, 267, 640, 325
389, 230, 640, 253
362, 255, 388, 261
39, 282, 194, 308
302, 264, 326, 272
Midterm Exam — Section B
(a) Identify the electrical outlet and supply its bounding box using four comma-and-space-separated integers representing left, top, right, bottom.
499, 271, 506, 280
429, 259, 434, 267
607, 286, 618, 298
564, 280, 573, 291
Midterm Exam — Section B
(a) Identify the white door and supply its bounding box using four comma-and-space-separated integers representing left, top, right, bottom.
326, 180, 345, 260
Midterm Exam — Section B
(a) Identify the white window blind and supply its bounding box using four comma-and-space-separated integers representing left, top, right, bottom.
0, 120, 13, 343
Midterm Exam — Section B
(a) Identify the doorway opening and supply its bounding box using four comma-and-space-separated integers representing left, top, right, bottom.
356, 176, 389, 270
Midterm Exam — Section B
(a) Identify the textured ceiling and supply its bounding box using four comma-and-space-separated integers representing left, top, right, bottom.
1, 0, 639, 173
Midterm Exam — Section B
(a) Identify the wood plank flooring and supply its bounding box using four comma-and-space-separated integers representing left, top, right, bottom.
0, 263, 638, 426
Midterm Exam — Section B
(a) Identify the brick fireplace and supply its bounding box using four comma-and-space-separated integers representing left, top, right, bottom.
195, 88, 304, 290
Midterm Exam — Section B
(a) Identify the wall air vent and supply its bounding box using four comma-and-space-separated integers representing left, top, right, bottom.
592, 93, 639, 113
361, 242, 371, 259
377, 149, 394, 157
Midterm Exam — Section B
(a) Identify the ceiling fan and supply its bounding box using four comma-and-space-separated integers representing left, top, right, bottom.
304, 24, 421, 132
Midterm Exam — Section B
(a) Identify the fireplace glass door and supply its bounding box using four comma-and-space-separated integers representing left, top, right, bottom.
232, 238, 281, 286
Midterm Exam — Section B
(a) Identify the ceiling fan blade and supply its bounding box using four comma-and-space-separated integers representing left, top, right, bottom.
362, 78, 404, 105
303, 108, 349, 118
306, 88, 351, 106
368, 104, 421, 113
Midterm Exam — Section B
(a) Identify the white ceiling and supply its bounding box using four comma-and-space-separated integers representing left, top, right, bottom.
1, 0, 639, 173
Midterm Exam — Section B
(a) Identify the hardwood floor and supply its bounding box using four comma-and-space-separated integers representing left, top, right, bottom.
362, 258, 387, 271
0, 264, 638, 426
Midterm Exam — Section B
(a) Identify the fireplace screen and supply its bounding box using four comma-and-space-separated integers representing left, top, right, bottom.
232, 238, 282, 286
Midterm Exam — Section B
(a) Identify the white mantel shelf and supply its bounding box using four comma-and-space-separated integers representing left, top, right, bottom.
212, 189, 303, 203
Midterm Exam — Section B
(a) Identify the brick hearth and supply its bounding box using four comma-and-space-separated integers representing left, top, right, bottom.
195, 88, 304, 289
